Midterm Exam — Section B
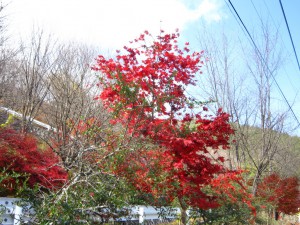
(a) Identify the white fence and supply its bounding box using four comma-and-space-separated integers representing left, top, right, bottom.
118, 206, 180, 224
0, 198, 180, 225
0, 198, 25, 225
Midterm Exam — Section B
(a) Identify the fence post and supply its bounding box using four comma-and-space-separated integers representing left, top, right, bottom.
13, 205, 22, 225
139, 206, 145, 224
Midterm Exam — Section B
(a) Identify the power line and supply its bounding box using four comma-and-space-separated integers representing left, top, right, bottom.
279, 0, 300, 72
251, 0, 299, 94
226, 0, 300, 128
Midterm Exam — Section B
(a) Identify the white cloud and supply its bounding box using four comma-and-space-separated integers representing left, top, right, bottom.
4, 0, 223, 50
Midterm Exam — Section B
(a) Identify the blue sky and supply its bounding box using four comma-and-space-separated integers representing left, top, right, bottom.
225, 0, 300, 133
185, 0, 300, 134
3, 0, 300, 134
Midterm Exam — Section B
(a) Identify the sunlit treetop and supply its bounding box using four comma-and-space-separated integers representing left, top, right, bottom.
93, 30, 204, 121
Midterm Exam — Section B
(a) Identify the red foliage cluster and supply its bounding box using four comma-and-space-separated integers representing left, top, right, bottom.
0, 128, 68, 193
257, 173, 300, 215
115, 147, 172, 199
93, 30, 248, 210
68, 118, 101, 136
93, 31, 202, 126
211, 171, 256, 215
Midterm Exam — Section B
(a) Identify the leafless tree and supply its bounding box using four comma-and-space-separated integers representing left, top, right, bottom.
240, 23, 287, 194
195, 26, 250, 169
2, 30, 56, 132
42, 42, 109, 171
195, 21, 298, 195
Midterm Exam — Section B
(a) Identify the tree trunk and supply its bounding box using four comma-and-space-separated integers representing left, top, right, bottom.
179, 198, 188, 225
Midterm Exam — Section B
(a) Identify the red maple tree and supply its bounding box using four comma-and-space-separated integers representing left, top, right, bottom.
257, 173, 300, 215
0, 128, 68, 195
93, 30, 253, 223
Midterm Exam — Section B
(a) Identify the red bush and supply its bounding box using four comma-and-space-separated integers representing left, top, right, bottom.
257, 173, 300, 215
0, 128, 68, 194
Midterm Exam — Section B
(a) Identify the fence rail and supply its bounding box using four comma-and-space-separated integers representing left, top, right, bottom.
0, 198, 180, 225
